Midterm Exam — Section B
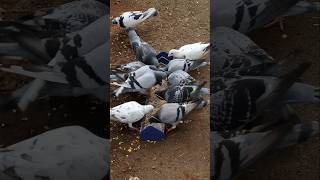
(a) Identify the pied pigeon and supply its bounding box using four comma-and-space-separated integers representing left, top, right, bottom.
112, 8, 158, 28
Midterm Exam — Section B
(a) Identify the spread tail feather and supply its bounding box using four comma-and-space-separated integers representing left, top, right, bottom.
256, 62, 311, 114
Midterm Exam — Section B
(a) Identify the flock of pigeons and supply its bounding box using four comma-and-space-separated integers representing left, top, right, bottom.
110, 8, 210, 134
211, 0, 319, 180
0, 0, 109, 179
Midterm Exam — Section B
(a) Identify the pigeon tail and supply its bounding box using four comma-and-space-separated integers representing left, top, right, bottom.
256, 62, 311, 114
193, 81, 207, 98
142, 8, 158, 19
275, 121, 320, 150
110, 70, 126, 82
283, 1, 320, 17
114, 86, 125, 97
195, 99, 210, 109
282, 83, 320, 104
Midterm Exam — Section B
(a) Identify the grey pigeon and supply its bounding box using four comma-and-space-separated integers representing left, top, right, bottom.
110, 61, 146, 82
112, 8, 158, 28
212, 27, 277, 77
211, 120, 319, 180
212, 0, 320, 33
155, 81, 209, 103
167, 70, 196, 86
211, 62, 313, 131
0, 15, 108, 110
151, 99, 209, 132
127, 28, 159, 66
0, 14, 108, 64
0, 126, 109, 180
162, 59, 209, 73
18, 0, 108, 33
113, 65, 167, 97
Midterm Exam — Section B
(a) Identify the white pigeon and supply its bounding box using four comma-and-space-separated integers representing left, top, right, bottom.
0, 126, 108, 180
110, 101, 154, 129
113, 65, 167, 97
112, 8, 158, 28
168, 42, 210, 60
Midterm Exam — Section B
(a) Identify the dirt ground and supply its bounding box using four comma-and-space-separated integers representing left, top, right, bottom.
236, 3, 320, 180
109, 0, 210, 179
0, 0, 108, 148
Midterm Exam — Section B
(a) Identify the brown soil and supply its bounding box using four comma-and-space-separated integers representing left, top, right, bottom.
110, 0, 210, 179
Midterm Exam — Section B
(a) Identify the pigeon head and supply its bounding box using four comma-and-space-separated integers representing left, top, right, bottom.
168, 49, 179, 58
112, 17, 120, 24
142, 105, 154, 114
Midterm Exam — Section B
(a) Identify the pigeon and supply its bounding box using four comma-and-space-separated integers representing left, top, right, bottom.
112, 65, 167, 97
211, 62, 312, 131
151, 99, 209, 132
0, 126, 109, 180
212, 27, 277, 77
0, 13, 108, 64
110, 101, 154, 129
112, 8, 158, 28
110, 61, 146, 82
212, 0, 320, 34
162, 59, 209, 73
17, 0, 108, 33
0, 15, 108, 110
115, 61, 146, 73
211, 120, 319, 180
127, 28, 159, 66
155, 81, 209, 103
167, 70, 196, 86
168, 42, 210, 60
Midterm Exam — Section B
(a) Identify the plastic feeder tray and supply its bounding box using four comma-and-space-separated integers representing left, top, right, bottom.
140, 123, 166, 141
157, 51, 173, 65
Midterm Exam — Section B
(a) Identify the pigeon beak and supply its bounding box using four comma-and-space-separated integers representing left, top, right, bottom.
112, 19, 118, 24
